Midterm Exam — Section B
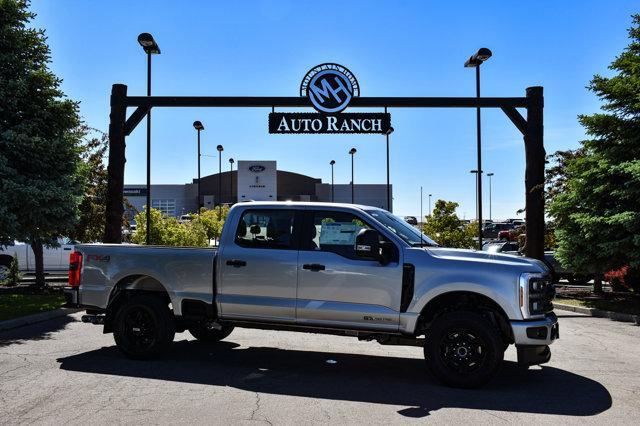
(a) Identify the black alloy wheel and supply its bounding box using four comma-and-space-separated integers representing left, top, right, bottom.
113, 295, 175, 359
424, 311, 504, 388
122, 306, 157, 351
439, 328, 487, 374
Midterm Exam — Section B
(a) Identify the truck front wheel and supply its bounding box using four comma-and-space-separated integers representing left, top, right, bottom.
424, 311, 504, 388
188, 324, 234, 343
113, 295, 176, 360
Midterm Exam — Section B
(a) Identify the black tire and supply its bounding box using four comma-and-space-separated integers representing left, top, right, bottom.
113, 295, 175, 360
424, 311, 504, 388
188, 324, 234, 343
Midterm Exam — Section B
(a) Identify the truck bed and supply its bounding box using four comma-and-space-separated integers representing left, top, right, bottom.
75, 244, 217, 315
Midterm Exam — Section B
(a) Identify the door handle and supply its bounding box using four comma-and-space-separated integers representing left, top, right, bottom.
302, 263, 325, 271
226, 259, 247, 267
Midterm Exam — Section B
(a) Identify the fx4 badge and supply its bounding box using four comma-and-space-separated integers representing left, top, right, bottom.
86, 254, 110, 263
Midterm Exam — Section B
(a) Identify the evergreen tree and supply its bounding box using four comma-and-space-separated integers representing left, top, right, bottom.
0, 0, 85, 287
549, 15, 640, 293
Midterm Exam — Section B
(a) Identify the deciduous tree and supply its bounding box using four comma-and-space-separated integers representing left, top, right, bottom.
70, 130, 109, 243
423, 200, 476, 249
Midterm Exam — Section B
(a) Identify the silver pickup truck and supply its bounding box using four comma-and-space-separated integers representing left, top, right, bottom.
65, 201, 558, 388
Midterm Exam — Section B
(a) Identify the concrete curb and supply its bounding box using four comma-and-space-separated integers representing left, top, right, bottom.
0, 308, 81, 332
554, 302, 640, 325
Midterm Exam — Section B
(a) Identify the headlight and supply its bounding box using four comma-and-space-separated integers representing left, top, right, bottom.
519, 273, 555, 318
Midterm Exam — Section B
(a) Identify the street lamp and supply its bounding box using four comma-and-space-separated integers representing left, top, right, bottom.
229, 158, 235, 205
137, 33, 160, 245
193, 120, 204, 211
217, 144, 223, 218
349, 148, 357, 204
470, 169, 483, 248
428, 193, 432, 218
329, 160, 336, 202
487, 172, 494, 221
385, 126, 395, 212
465, 47, 492, 250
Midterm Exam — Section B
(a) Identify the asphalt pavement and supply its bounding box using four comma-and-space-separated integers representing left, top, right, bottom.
0, 312, 638, 424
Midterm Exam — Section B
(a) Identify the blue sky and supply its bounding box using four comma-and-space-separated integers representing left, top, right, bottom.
32, 0, 638, 218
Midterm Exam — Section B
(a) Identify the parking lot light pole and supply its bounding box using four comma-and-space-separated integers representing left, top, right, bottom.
487, 172, 494, 221
329, 160, 335, 202
465, 47, 492, 250
349, 148, 357, 204
385, 126, 394, 212
229, 158, 235, 205
193, 121, 204, 210
217, 145, 223, 218
137, 33, 160, 245
470, 169, 482, 247
420, 186, 423, 224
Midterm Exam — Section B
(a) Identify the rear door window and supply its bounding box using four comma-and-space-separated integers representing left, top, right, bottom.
235, 209, 297, 250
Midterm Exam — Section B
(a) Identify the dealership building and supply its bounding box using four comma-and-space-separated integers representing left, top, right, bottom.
124, 161, 391, 219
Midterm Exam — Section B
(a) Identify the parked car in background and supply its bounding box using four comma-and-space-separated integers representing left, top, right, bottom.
497, 230, 512, 241
482, 223, 515, 239
404, 216, 418, 226
482, 241, 592, 285
542, 252, 593, 285
179, 214, 193, 223
0, 237, 76, 280
482, 241, 520, 254
122, 224, 137, 240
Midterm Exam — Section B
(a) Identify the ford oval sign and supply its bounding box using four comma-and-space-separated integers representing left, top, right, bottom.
248, 165, 265, 173
300, 64, 359, 114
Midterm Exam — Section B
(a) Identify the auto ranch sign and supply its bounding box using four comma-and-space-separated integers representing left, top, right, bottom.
268, 63, 392, 134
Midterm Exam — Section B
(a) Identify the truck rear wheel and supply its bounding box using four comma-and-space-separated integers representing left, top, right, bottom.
188, 324, 234, 342
113, 295, 175, 360
424, 311, 504, 388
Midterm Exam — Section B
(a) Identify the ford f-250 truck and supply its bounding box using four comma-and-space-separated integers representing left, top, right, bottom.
65, 202, 558, 388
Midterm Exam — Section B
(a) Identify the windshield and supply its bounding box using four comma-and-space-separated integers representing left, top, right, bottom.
364, 209, 438, 247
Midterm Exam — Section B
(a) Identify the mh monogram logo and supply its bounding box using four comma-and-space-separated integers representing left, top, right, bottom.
300, 64, 359, 114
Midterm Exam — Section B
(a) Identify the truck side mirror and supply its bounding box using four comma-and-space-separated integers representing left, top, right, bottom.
355, 229, 381, 261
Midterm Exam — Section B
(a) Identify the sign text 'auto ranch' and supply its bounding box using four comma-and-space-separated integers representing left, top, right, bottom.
269, 112, 391, 134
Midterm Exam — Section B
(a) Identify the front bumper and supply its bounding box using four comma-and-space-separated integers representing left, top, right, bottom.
510, 312, 559, 346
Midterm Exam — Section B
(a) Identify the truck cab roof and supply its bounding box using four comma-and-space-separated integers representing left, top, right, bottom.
232, 201, 385, 212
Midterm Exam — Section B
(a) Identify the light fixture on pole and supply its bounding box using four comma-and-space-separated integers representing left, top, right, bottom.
349, 148, 357, 204
329, 160, 336, 202
137, 32, 160, 245
428, 194, 432, 217
217, 144, 224, 218
465, 47, 492, 250
385, 126, 394, 212
487, 172, 494, 221
229, 158, 235, 205
193, 120, 204, 211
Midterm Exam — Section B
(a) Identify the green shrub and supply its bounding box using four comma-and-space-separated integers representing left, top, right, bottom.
1, 254, 21, 287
